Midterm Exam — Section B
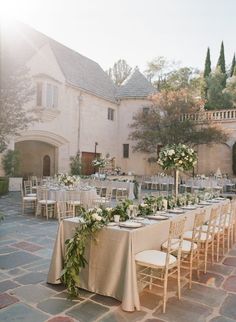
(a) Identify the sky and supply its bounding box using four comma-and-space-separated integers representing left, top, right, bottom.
1, 0, 236, 73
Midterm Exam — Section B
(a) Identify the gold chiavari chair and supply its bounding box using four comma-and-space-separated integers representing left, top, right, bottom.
57, 201, 74, 223
135, 217, 186, 313
36, 187, 56, 220
20, 184, 37, 215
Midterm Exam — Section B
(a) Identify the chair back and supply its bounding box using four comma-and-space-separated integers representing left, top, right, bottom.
57, 201, 74, 223
165, 217, 186, 267
24, 180, 32, 195
37, 186, 48, 202
218, 203, 229, 231
191, 210, 206, 247
206, 207, 218, 240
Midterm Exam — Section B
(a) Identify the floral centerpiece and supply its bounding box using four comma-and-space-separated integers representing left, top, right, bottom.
158, 144, 197, 171
91, 157, 108, 168
57, 173, 79, 187
157, 143, 197, 196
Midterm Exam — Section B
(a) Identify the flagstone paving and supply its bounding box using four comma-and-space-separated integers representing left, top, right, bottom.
1, 192, 236, 321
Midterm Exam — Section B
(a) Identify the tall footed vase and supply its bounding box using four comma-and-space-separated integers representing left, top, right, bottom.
174, 169, 179, 197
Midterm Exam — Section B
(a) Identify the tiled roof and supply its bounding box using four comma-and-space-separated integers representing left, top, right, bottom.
49, 40, 117, 102
116, 68, 156, 99
1, 22, 154, 102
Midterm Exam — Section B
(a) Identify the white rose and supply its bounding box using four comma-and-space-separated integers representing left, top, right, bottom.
92, 213, 102, 221
140, 203, 148, 208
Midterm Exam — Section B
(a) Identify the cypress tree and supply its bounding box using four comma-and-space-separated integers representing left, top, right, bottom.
217, 41, 226, 74
204, 47, 211, 78
217, 41, 226, 87
230, 54, 236, 77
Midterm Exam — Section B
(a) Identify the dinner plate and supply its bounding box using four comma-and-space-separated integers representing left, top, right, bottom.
199, 201, 212, 205
181, 206, 197, 210
147, 215, 169, 220
133, 217, 145, 221
119, 222, 143, 228
168, 209, 184, 214
206, 199, 220, 203
215, 197, 226, 200
107, 222, 118, 226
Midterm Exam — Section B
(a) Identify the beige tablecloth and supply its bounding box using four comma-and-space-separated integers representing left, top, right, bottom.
47, 200, 227, 311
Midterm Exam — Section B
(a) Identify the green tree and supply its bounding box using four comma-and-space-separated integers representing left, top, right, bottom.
144, 56, 175, 86
224, 74, 236, 107
230, 54, 236, 77
129, 89, 227, 159
205, 67, 232, 110
0, 63, 35, 152
204, 47, 211, 78
145, 56, 201, 94
107, 59, 132, 86
217, 41, 226, 87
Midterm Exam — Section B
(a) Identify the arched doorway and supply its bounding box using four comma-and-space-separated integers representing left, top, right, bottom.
15, 140, 56, 177
43, 155, 51, 176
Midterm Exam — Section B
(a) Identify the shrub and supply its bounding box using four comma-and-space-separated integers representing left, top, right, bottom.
2, 150, 20, 176
0, 177, 9, 195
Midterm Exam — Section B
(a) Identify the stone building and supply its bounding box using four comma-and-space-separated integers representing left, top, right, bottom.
1, 22, 236, 178
1, 22, 156, 177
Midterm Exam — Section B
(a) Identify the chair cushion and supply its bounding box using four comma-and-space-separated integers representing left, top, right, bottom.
38, 200, 56, 205
183, 230, 211, 242
23, 196, 37, 201
26, 193, 37, 197
135, 249, 177, 267
67, 201, 81, 206
162, 239, 197, 253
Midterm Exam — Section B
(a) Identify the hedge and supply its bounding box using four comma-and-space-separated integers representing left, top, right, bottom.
0, 177, 9, 195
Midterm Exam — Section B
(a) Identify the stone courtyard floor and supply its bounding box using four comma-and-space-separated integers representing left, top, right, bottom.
0, 193, 236, 322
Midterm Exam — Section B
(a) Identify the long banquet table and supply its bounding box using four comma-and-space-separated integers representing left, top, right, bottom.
47, 199, 228, 311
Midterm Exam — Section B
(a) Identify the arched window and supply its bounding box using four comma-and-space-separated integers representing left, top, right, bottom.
43, 155, 50, 176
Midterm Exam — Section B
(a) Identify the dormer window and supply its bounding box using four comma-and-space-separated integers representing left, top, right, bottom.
46, 83, 58, 108
36, 81, 58, 108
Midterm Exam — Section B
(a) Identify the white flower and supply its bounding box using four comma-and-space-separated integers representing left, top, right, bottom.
168, 149, 175, 156
140, 203, 148, 208
92, 213, 102, 221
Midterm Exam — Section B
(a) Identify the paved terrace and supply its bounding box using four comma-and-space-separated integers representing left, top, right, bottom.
0, 193, 236, 322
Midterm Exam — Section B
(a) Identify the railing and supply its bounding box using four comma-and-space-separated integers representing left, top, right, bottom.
181, 109, 236, 122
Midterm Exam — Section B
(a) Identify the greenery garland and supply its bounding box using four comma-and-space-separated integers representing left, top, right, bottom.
60, 207, 109, 298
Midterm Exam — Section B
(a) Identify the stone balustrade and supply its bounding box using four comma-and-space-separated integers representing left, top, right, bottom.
181, 109, 236, 122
